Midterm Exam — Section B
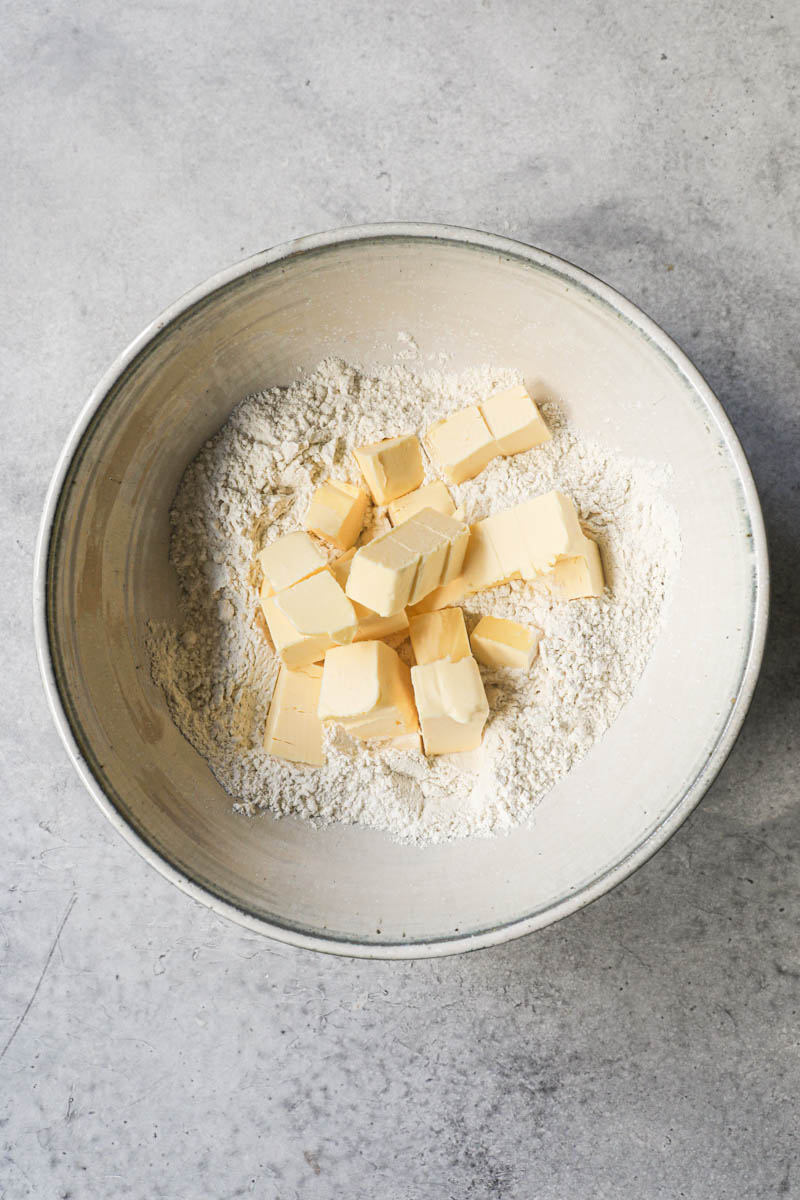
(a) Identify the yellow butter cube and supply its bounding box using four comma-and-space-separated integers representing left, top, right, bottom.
470, 615, 541, 670
263, 664, 325, 766
356, 610, 410, 642
257, 530, 327, 596
480, 385, 551, 455
459, 491, 604, 599
344, 531, 420, 617
547, 540, 605, 599
391, 515, 449, 605
387, 480, 455, 526
305, 479, 368, 550
329, 550, 410, 642
318, 640, 419, 740
406, 576, 469, 616
460, 516, 520, 594
513, 492, 604, 594
345, 508, 469, 616
409, 607, 470, 666
385, 731, 424, 753
353, 434, 424, 505
261, 568, 357, 668
411, 656, 489, 755
425, 406, 496, 485
419, 507, 470, 584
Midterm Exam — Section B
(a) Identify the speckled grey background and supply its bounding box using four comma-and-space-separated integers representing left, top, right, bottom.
3, 2, 799, 1197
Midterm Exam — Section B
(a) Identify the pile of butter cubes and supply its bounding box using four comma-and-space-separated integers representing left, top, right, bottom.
258, 385, 604, 766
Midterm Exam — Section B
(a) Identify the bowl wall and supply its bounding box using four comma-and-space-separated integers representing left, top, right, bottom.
38, 227, 767, 956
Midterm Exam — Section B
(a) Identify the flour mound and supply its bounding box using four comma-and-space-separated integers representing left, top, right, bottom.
147, 358, 680, 844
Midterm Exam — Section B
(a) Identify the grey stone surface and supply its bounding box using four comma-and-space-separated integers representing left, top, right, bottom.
2, 1, 798, 1196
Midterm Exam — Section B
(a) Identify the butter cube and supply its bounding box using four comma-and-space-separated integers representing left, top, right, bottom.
391, 514, 449, 605
514, 492, 604, 594
409, 607, 470, 666
480, 385, 551, 455
515, 491, 584, 575
425, 406, 496, 485
257, 530, 327, 596
329, 550, 410, 642
263, 664, 325, 766
406, 576, 468, 616
318, 641, 419, 740
459, 491, 604, 598
356, 610, 409, 642
412, 492, 601, 608
305, 479, 368, 550
462, 520, 506, 591
411, 657, 489, 755
547, 540, 605, 599
353, 434, 424, 504
460, 515, 520, 594
345, 508, 469, 616
261, 568, 357, 668
274, 568, 357, 640
470, 615, 541, 670
417, 508, 470, 584
387, 480, 455, 526
386, 731, 424, 753
345, 530, 419, 617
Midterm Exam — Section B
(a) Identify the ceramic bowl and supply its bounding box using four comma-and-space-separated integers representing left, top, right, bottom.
34, 224, 768, 958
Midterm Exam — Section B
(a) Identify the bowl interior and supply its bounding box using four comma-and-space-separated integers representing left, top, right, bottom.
43, 232, 762, 953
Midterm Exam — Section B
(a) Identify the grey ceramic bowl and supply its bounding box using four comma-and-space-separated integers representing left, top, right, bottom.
34, 224, 768, 958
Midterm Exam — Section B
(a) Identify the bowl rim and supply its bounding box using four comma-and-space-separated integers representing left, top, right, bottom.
33, 221, 770, 959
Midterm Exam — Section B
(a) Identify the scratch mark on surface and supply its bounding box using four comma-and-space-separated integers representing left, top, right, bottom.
717, 1005, 738, 1033
0, 893, 77, 1065
730, 830, 782, 861
612, 938, 652, 969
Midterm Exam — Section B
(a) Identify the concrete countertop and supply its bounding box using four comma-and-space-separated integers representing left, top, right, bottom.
3, 2, 798, 1196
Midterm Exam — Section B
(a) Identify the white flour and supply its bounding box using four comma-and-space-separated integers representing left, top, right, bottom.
147, 358, 680, 844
